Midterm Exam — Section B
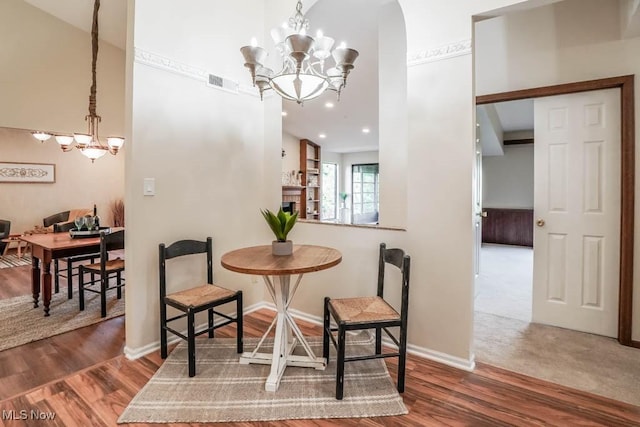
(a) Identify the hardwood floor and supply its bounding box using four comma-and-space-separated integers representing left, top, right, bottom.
0, 307, 638, 426
0, 265, 31, 299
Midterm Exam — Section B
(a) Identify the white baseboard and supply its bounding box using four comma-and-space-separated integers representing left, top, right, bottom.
123, 301, 264, 360
125, 302, 475, 372
270, 304, 476, 372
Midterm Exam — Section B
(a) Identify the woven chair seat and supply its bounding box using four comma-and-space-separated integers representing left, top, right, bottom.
83, 258, 125, 272
166, 284, 236, 309
329, 296, 399, 324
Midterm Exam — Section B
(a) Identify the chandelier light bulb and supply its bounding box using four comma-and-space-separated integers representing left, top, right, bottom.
317, 30, 323, 38
339, 41, 347, 49
250, 37, 258, 47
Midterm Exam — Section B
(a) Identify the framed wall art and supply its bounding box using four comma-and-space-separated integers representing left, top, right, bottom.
0, 162, 56, 183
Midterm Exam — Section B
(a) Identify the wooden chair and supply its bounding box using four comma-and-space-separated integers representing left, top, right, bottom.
0, 220, 11, 254
52, 221, 99, 298
79, 230, 125, 317
323, 243, 411, 400
159, 237, 243, 377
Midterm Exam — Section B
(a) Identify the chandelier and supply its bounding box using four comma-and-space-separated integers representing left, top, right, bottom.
240, 0, 359, 104
32, 0, 124, 162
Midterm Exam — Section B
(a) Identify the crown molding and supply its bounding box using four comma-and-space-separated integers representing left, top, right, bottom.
133, 47, 262, 97
407, 39, 472, 67
134, 48, 208, 82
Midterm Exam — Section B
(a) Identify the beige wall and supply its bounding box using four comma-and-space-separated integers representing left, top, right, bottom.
476, 0, 640, 341
0, 0, 125, 233
0, 0, 125, 136
483, 145, 535, 209
0, 128, 124, 232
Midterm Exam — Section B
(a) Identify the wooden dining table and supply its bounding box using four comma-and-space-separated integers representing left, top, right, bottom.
221, 244, 342, 392
20, 228, 122, 316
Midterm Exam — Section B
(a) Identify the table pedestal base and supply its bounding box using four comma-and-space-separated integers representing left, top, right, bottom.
240, 274, 326, 392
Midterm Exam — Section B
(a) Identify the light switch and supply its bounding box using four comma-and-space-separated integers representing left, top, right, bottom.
143, 178, 155, 196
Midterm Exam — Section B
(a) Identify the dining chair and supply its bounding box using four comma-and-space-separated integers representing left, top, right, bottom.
52, 221, 99, 298
323, 242, 411, 400
78, 229, 125, 317
0, 220, 11, 254
159, 237, 243, 377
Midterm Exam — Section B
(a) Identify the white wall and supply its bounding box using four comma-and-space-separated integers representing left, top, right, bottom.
281, 131, 300, 178
483, 144, 534, 209
378, 0, 408, 228
476, 0, 640, 340
0, 0, 125, 233
125, 0, 556, 367
125, 0, 275, 353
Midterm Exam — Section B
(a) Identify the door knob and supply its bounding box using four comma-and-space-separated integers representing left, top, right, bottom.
536, 219, 546, 227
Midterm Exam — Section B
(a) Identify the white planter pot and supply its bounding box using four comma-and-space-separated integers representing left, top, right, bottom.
272, 240, 293, 256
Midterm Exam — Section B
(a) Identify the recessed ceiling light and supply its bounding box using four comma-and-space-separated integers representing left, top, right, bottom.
319, 133, 326, 139
281, 111, 288, 117
362, 127, 370, 134
325, 102, 334, 108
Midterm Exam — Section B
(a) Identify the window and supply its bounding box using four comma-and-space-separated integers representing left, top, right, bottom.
352, 163, 379, 224
321, 162, 338, 221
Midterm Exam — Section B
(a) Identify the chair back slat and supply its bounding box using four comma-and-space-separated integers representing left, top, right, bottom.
164, 239, 208, 259
53, 222, 75, 233
96, 229, 125, 273
383, 248, 405, 269
377, 243, 411, 316
159, 238, 213, 299
43, 211, 70, 227
0, 220, 10, 237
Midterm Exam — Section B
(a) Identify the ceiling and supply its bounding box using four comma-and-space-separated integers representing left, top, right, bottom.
477, 99, 534, 156
281, 0, 382, 154
22, 0, 127, 49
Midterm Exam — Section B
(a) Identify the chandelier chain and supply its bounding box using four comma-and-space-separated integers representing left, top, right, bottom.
88, 0, 100, 118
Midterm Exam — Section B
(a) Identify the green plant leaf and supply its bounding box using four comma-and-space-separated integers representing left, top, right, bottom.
282, 210, 298, 239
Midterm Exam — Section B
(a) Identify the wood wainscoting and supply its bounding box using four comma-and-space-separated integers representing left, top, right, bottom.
482, 208, 534, 247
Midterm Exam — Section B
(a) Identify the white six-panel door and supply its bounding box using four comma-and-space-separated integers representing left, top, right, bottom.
532, 88, 621, 337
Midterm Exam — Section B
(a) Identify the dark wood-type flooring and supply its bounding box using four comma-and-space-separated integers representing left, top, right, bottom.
0, 266, 639, 426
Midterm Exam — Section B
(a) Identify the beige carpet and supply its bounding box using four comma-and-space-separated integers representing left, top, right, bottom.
0, 288, 124, 352
475, 244, 532, 322
474, 311, 640, 406
118, 334, 407, 423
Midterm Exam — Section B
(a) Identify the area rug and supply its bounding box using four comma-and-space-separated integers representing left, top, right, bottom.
118, 334, 408, 423
0, 288, 124, 352
0, 254, 32, 269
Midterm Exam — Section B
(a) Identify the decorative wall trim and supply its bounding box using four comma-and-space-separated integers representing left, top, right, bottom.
407, 39, 472, 67
134, 48, 208, 82
133, 47, 260, 97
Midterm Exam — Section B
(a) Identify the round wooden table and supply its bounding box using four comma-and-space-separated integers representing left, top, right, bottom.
221, 244, 342, 392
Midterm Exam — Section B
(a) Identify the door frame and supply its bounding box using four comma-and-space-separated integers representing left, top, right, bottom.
476, 75, 636, 347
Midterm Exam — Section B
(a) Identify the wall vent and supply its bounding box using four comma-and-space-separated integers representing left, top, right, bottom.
207, 73, 239, 94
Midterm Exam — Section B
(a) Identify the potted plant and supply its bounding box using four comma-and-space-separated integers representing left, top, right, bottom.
339, 192, 350, 224
261, 207, 298, 256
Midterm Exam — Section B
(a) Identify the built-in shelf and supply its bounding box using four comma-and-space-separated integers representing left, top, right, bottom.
300, 139, 321, 220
